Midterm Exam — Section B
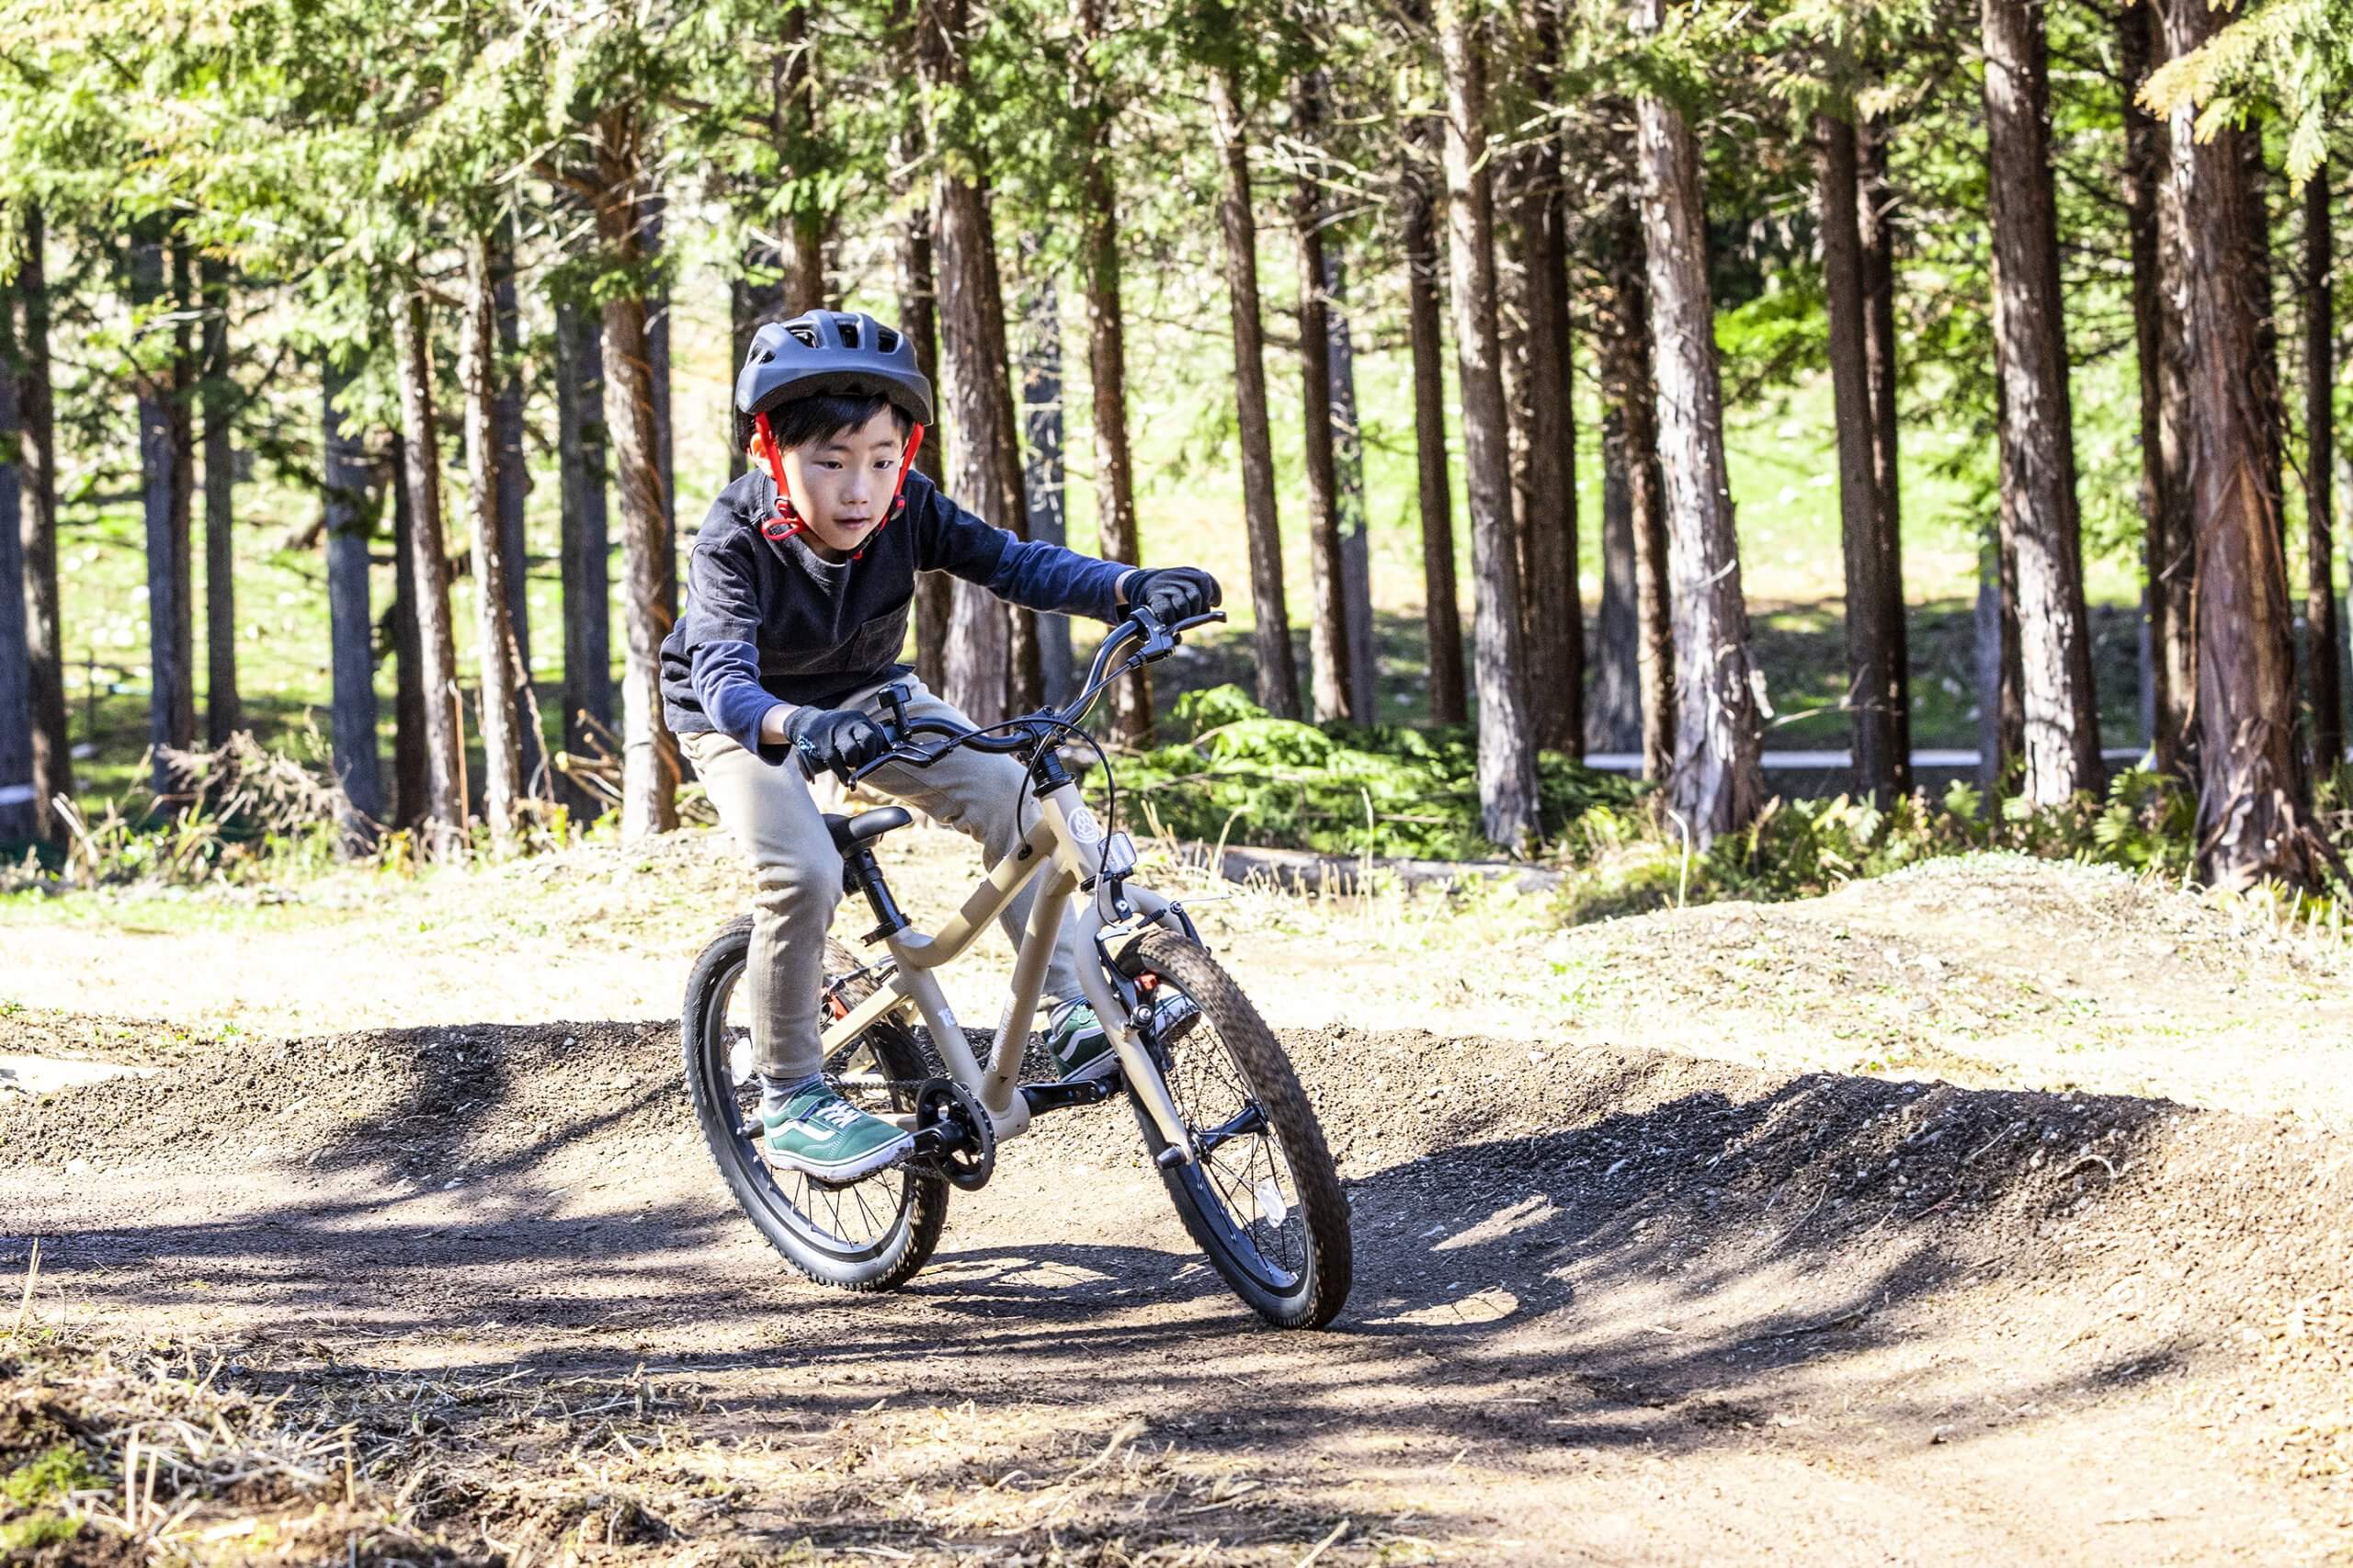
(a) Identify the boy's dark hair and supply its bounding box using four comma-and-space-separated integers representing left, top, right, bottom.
733, 392, 915, 460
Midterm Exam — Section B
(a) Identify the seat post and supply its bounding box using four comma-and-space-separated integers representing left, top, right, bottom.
842, 846, 910, 944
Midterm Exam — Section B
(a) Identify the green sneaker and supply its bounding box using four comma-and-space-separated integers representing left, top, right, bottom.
759, 1083, 915, 1183
1045, 1001, 1120, 1084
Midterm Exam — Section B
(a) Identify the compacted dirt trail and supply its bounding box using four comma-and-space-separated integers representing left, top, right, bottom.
6, 991, 2352, 1562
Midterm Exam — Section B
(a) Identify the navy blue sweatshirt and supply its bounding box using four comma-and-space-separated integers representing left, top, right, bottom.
659, 466, 1131, 764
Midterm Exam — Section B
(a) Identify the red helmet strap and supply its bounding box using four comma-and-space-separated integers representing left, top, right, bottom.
753, 411, 804, 542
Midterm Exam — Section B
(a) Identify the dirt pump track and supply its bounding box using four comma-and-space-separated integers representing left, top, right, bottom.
4, 994, 2350, 1563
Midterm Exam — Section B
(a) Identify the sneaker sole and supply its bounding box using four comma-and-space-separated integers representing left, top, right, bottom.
761, 1131, 916, 1186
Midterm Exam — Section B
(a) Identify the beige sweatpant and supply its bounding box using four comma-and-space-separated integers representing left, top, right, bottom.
680, 674, 1091, 1081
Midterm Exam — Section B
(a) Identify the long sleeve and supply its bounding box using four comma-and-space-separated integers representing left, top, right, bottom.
679, 531, 793, 761
906, 473, 1133, 621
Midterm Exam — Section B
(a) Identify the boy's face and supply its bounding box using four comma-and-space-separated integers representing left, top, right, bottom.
767, 404, 909, 558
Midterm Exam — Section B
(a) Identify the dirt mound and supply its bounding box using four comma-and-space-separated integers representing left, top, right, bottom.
7, 1001, 2353, 1561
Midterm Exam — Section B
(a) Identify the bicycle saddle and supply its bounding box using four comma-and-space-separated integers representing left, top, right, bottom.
824, 807, 912, 851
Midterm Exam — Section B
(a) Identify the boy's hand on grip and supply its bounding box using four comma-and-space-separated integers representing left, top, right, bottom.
790, 707, 892, 781
1127, 566, 1222, 624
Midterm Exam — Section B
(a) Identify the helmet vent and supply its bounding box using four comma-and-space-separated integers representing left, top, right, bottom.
839, 317, 861, 348
876, 325, 901, 353
786, 324, 819, 348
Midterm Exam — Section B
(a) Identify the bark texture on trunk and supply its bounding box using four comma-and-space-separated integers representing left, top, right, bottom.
1633, 29, 1764, 839
1019, 262, 1074, 706
492, 233, 541, 796
775, 2, 829, 315
461, 233, 528, 851
1858, 114, 1913, 790
321, 362, 382, 841
1438, 0, 1540, 849
391, 291, 466, 854
1820, 112, 1902, 802
1211, 63, 1303, 719
934, 174, 1015, 723
132, 231, 194, 796
389, 433, 426, 830
555, 299, 613, 820
1293, 69, 1354, 722
2120, 0, 2175, 762
1325, 246, 1377, 723
978, 197, 1042, 717
1508, 21, 1583, 756
595, 116, 682, 841
1590, 403, 1641, 755
0, 275, 34, 844
2147, 0, 2199, 778
199, 256, 239, 747
2304, 165, 2345, 774
1983, 0, 2101, 803
1605, 202, 1675, 786
1076, 0, 1152, 744
17, 203, 69, 835
1403, 128, 1467, 725
2160, 0, 2323, 885
890, 73, 950, 692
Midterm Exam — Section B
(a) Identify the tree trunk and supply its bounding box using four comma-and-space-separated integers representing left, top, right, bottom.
389, 434, 427, 830
492, 231, 543, 797
461, 233, 528, 851
1507, 25, 1582, 757
902, 201, 952, 694
17, 203, 69, 837
2304, 165, 2345, 775
1293, 70, 1353, 722
1438, 0, 1540, 850
169, 244, 197, 757
322, 361, 383, 843
1858, 113, 1913, 790
1018, 256, 1074, 706
1597, 194, 1674, 781
1074, 2, 1152, 746
131, 230, 194, 797
1633, 16, 1765, 841
1403, 131, 1468, 725
1982, 0, 2102, 803
976, 195, 1042, 716
1591, 406, 1641, 754
555, 299, 613, 820
2146, 0, 2199, 778
933, 175, 1014, 723
2120, 0, 2176, 766
1820, 111, 1901, 803
776, 1, 829, 315
391, 290, 467, 855
2159, 0, 2324, 885
1325, 245, 1377, 724
1210, 63, 1303, 719
0, 268, 35, 844
596, 119, 683, 841
199, 257, 239, 747
2245, 136, 2285, 534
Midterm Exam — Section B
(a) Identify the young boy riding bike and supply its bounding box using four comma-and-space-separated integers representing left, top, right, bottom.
659, 310, 1221, 1187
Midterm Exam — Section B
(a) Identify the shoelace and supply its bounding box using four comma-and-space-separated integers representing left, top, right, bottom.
808, 1097, 865, 1131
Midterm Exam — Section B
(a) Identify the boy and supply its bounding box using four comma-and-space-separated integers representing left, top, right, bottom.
660, 309, 1220, 1184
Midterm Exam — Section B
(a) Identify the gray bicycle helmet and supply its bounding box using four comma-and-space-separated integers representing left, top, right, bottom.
735, 310, 935, 426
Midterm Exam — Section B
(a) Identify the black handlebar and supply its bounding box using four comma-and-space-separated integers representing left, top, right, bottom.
842, 605, 1223, 782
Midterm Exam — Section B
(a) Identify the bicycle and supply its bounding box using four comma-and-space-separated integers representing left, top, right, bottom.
679, 608, 1353, 1329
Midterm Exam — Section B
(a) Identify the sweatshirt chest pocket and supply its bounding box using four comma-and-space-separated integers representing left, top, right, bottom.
761, 603, 911, 678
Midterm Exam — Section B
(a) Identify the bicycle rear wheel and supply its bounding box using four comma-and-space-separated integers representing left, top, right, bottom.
1119, 931, 1352, 1328
682, 918, 948, 1291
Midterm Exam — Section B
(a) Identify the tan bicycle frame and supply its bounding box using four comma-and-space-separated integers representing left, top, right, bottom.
814, 777, 1195, 1159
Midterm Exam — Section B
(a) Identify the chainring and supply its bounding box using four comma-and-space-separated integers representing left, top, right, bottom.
914, 1077, 997, 1191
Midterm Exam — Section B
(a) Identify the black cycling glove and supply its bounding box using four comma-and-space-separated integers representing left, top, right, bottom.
1125, 566, 1222, 625
787, 706, 892, 782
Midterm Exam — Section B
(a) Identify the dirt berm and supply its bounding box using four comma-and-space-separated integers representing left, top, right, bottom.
4, 994, 2350, 1563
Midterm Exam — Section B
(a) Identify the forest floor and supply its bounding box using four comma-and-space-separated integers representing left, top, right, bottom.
4, 831, 2352, 1563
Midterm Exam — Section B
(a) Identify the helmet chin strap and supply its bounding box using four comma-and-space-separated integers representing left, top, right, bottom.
753, 412, 928, 559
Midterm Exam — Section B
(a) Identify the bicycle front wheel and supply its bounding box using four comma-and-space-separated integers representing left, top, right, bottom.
1119, 931, 1352, 1329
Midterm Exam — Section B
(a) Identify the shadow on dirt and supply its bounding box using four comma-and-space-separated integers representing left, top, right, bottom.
3, 1013, 2198, 1482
